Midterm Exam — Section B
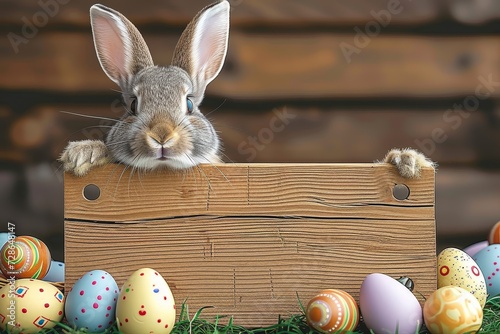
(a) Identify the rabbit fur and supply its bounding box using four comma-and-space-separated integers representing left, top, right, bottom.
60, 1, 229, 176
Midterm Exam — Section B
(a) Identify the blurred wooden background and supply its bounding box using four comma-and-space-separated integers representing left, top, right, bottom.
1, 0, 500, 260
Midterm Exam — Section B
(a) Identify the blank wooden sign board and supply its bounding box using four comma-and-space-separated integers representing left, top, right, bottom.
64, 163, 436, 327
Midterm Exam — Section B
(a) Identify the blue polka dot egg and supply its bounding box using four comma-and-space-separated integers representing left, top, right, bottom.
65, 270, 119, 332
474, 244, 500, 299
116, 268, 176, 334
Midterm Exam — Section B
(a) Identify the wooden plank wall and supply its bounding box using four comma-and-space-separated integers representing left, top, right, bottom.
1, 0, 500, 255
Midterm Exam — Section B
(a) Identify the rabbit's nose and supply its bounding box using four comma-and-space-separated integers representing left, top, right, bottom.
146, 124, 180, 152
147, 132, 179, 147
149, 124, 169, 141
147, 124, 178, 145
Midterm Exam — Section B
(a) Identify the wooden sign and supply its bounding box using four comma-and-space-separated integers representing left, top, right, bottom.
64, 163, 436, 326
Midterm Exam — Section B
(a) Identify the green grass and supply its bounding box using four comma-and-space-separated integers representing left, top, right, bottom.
173, 304, 318, 334
479, 296, 500, 333
3, 297, 500, 334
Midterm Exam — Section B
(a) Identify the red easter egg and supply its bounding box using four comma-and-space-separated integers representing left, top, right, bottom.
488, 221, 500, 244
0, 236, 51, 279
306, 289, 359, 333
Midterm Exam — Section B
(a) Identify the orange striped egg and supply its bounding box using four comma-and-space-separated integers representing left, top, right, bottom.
488, 221, 500, 244
306, 289, 359, 333
424, 286, 483, 334
0, 236, 51, 279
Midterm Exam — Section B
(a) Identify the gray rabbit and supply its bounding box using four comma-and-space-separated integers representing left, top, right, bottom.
60, 1, 434, 179
60, 1, 228, 176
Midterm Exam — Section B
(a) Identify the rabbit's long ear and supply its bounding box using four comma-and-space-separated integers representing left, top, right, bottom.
172, 1, 230, 100
90, 4, 153, 87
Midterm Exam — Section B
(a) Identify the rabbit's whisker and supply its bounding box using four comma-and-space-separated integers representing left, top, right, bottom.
176, 116, 192, 131
56, 126, 110, 154
209, 122, 245, 133
125, 107, 150, 129
114, 164, 131, 199
183, 164, 197, 192
128, 164, 140, 197
59, 110, 122, 123
204, 98, 227, 118
216, 151, 235, 164
128, 152, 146, 193
200, 155, 229, 183
136, 164, 146, 191
184, 153, 213, 191
81, 125, 115, 129
52, 160, 65, 176
102, 163, 129, 197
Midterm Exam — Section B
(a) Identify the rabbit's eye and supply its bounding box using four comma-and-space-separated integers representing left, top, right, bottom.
186, 98, 194, 114
130, 97, 138, 115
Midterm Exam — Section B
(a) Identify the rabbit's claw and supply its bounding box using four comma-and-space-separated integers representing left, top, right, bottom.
382, 148, 436, 179
60, 140, 111, 176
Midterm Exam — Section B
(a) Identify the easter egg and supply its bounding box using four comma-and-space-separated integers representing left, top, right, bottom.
43, 260, 65, 282
463, 241, 488, 258
359, 273, 422, 334
0, 233, 9, 249
437, 248, 487, 307
65, 270, 119, 332
0, 236, 51, 279
424, 286, 483, 334
116, 268, 175, 334
473, 244, 500, 298
488, 221, 500, 244
306, 289, 359, 333
0, 279, 64, 333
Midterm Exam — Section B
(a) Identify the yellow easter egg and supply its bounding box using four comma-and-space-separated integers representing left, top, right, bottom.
0, 279, 64, 334
424, 286, 483, 334
437, 248, 487, 307
116, 268, 175, 334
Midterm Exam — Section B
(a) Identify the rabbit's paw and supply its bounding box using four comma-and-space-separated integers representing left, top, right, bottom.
382, 148, 435, 179
60, 140, 111, 176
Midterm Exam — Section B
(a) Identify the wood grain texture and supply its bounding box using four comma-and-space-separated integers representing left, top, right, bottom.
0, 0, 441, 28
64, 164, 435, 221
64, 163, 436, 326
2, 32, 500, 99
220, 34, 500, 99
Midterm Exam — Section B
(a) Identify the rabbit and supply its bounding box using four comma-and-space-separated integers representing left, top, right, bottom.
60, 1, 434, 179
60, 0, 230, 176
